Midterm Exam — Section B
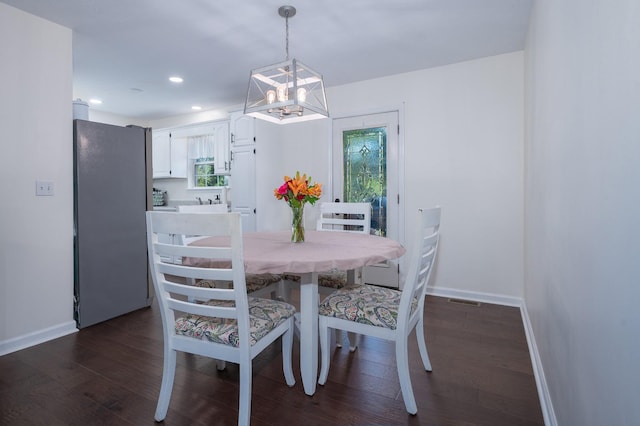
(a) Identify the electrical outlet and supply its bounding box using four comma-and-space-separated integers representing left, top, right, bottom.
36, 180, 54, 196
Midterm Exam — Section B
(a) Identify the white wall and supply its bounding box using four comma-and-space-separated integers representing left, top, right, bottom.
256, 118, 331, 232
0, 3, 76, 352
256, 52, 525, 301
524, 0, 640, 424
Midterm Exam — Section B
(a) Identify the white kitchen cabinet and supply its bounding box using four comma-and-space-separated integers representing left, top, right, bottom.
213, 121, 230, 174
230, 111, 255, 148
230, 111, 256, 232
152, 130, 171, 177
152, 129, 187, 179
171, 138, 188, 178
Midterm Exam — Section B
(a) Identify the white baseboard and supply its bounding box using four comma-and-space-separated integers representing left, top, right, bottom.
426, 285, 522, 307
426, 285, 556, 426
0, 321, 78, 356
520, 303, 557, 426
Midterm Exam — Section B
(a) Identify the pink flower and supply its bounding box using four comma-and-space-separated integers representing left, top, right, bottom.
278, 183, 289, 195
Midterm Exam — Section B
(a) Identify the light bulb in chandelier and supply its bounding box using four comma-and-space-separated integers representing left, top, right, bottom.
277, 85, 288, 102
266, 90, 276, 104
297, 88, 307, 103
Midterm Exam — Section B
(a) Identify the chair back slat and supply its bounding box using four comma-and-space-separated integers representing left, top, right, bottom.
316, 202, 372, 234
162, 280, 236, 302
157, 261, 234, 282
176, 204, 229, 213
167, 297, 238, 320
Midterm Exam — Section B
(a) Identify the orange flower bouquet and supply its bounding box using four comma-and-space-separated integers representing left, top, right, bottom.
274, 171, 322, 242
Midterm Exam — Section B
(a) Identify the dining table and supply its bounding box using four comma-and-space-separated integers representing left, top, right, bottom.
185, 229, 406, 396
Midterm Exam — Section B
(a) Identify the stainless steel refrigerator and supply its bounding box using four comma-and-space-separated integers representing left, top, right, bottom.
73, 119, 153, 328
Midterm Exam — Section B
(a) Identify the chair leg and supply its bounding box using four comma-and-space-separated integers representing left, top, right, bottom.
293, 312, 301, 340
282, 317, 296, 386
238, 358, 252, 426
276, 280, 291, 302
155, 347, 177, 421
335, 329, 343, 348
416, 316, 432, 371
318, 318, 332, 385
396, 337, 418, 415
347, 332, 360, 352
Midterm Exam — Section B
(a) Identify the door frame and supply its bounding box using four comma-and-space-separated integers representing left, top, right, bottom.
328, 104, 406, 285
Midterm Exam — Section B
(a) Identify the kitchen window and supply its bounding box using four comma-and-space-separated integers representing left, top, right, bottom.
194, 157, 216, 187
193, 158, 228, 188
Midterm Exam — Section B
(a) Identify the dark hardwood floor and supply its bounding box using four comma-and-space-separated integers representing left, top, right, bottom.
1, 295, 544, 425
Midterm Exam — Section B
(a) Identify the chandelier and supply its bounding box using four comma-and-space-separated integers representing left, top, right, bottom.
244, 5, 329, 124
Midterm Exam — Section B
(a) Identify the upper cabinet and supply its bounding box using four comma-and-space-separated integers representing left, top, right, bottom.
230, 111, 255, 148
213, 121, 230, 173
152, 129, 187, 179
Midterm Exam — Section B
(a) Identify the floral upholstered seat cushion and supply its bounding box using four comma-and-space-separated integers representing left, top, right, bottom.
175, 297, 296, 347
195, 273, 283, 293
318, 284, 418, 330
283, 270, 348, 289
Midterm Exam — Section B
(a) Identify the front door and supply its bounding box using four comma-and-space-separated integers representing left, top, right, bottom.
331, 111, 401, 288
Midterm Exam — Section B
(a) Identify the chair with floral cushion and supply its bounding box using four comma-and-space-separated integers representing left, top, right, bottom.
146, 211, 296, 426
317, 201, 372, 349
284, 201, 372, 348
283, 202, 371, 352
318, 207, 440, 415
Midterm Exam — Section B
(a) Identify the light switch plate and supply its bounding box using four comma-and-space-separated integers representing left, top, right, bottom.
36, 180, 54, 196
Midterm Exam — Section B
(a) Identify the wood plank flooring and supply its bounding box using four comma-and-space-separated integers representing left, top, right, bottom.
0, 295, 544, 425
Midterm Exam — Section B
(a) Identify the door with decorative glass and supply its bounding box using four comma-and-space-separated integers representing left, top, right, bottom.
331, 111, 401, 288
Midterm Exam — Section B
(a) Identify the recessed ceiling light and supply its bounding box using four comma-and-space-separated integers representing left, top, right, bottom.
169, 76, 183, 83
191, 106, 202, 110
89, 99, 102, 105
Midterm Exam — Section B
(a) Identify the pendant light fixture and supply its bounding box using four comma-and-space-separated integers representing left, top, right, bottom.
244, 5, 329, 124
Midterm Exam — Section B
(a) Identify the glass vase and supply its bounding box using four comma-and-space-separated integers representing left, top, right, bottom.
291, 204, 305, 243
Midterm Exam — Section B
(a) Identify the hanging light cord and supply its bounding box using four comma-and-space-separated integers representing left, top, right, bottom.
284, 11, 290, 61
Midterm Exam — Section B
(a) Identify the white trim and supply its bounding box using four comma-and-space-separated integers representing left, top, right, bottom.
520, 303, 557, 426
426, 285, 556, 426
426, 285, 521, 307
0, 321, 77, 356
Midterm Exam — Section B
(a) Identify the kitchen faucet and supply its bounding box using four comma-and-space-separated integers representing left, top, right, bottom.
196, 197, 202, 205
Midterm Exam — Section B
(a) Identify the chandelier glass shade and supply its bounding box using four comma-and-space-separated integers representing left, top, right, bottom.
244, 6, 329, 124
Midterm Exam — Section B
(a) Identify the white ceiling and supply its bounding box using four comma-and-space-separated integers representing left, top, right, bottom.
3, 0, 533, 121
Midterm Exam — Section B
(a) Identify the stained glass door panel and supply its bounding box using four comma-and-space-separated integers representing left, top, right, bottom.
343, 127, 387, 236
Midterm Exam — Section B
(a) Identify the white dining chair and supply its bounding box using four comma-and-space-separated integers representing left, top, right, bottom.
146, 211, 296, 426
317, 207, 441, 415
317, 202, 371, 350
284, 202, 372, 348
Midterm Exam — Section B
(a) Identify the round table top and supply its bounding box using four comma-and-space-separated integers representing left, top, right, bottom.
189, 230, 406, 275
